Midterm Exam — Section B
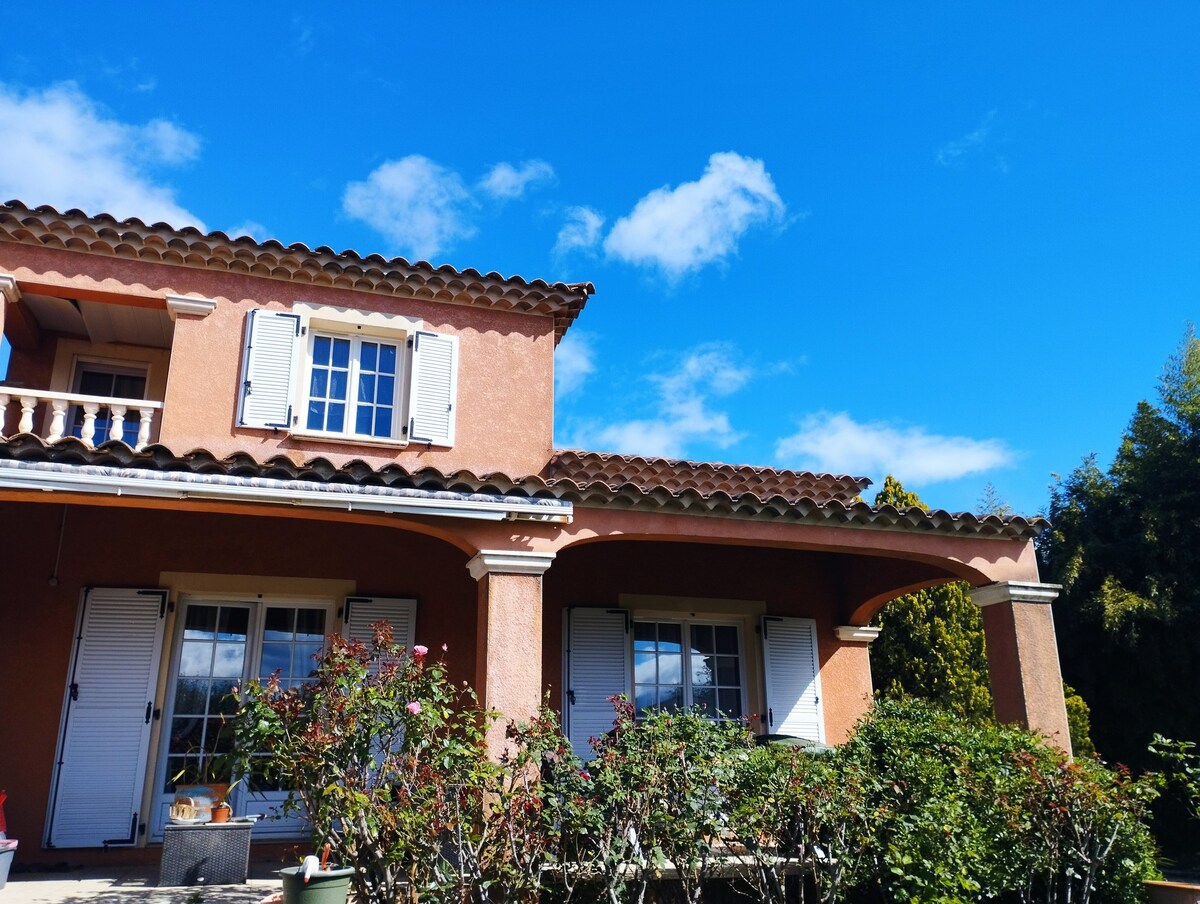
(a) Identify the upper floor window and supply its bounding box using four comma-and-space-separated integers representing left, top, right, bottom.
70, 363, 148, 447
236, 308, 458, 446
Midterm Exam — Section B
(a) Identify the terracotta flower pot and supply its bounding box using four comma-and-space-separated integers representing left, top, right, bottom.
210, 802, 232, 824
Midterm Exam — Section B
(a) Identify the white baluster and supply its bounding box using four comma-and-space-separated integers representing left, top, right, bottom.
136, 408, 154, 451
0, 393, 8, 438
108, 404, 127, 444
48, 400, 68, 443
18, 396, 36, 434
80, 402, 99, 448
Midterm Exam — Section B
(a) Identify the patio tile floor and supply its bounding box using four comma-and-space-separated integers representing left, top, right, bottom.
2, 861, 283, 904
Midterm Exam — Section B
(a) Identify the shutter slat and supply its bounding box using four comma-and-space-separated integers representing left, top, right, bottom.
565, 609, 631, 760
238, 310, 300, 429
408, 331, 458, 446
761, 617, 824, 743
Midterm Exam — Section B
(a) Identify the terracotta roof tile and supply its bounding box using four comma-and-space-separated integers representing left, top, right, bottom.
0, 201, 594, 343
540, 450, 869, 505
0, 435, 1049, 541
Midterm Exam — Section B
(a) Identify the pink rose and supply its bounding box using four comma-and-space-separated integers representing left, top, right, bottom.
441, 643, 448, 651
412, 645, 429, 659
406, 701, 422, 715
579, 770, 590, 780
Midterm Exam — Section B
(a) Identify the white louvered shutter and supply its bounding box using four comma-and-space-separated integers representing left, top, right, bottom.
565, 608, 631, 760
407, 331, 458, 446
344, 597, 418, 657
237, 309, 301, 429
47, 589, 168, 848
761, 616, 825, 743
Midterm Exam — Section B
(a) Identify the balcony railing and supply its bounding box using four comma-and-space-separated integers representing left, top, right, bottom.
0, 388, 163, 451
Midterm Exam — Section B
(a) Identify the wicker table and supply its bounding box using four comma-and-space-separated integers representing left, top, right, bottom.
160, 822, 253, 886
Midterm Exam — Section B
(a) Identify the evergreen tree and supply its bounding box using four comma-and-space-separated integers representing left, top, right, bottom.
870, 476, 994, 721
1043, 328, 1200, 768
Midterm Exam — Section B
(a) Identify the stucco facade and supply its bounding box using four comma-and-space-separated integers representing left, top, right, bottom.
0, 201, 1069, 866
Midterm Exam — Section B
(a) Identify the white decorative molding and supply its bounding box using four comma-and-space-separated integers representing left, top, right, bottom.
466, 550, 556, 580
970, 581, 1063, 608
165, 294, 218, 320
0, 273, 20, 304
834, 625, 882, 643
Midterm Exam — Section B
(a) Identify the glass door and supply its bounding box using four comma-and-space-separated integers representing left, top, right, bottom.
150, 599, 330, 841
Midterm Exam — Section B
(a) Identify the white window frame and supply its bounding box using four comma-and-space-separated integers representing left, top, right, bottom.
632, 617, 749, 720
297, 330, 405, 442
237, 304, 459, 448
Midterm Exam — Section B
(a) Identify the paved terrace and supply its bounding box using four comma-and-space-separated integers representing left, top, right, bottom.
2, 862, 284, 904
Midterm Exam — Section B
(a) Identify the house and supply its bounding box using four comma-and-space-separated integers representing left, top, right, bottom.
0, 201, 1069, 866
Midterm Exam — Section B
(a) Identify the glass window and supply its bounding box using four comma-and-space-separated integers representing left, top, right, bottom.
633, 620, 744, 719
305, 333, 400, 439
70, 365, 148, 446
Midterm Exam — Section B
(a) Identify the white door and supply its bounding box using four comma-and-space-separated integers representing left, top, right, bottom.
46, 588, 167, 848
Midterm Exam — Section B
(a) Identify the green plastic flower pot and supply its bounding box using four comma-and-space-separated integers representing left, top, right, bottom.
279, 865, 354, 904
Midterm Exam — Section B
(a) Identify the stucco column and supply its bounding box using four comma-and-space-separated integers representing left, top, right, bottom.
970, 581, 1071, 753
466, 550, 555, 756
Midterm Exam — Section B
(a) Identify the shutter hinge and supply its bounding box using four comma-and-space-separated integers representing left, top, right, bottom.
243, 379, 252, 395
69, 683, 79, 701
145, 702, 153, 724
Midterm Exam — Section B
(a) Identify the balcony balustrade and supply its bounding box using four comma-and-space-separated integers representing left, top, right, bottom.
0, 388, 163, 451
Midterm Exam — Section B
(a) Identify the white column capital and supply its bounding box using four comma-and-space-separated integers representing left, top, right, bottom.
834, 625, 882, 643
0, 273, 20, 305
466, 549, 556, 580
970, 581, 1062, 608
165, 293, 217, 320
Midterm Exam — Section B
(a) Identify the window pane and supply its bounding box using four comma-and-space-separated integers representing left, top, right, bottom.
174, 678, 208, 714
78, 370, 114, 395
635, 686, 657, 713
112, 373, 147, 398
327, 402, 345, 432
331, 338, 350, 368
212, 643, 245, 678
329, 370, 347, 401
219, 608, 249, 639
260, 642, 292, 677
658, 653, 682, 686
179, 641, 213, 677
169, 716, 204, 754
379, 343, 397, 373
211, 679, 239, 714
373, 408, 392, 437
295, 609, 326, 640
310, 369, 328, 397
313, 336, 331, 366
691, 624, 714, 654
297, 644, 323, 676
657, 687, 684, 711
358, 373, 376, 404
714, 626, 739, 655
659, 623, 682, 647
264, 607, 294, 640
633, 622, 656, 647
692, 655, 715, 686
356, 404, 373, 435
378, 374, 395, 402
307, 401, 326, 430
184, 606, 218, 639
693, 687, 716, 713
718, 689, 741, 718
715, 657, 741, 686
361, 341, 378, 372
634, 651, 655, 683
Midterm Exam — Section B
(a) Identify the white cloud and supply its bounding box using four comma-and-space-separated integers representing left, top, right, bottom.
479, 159, 555, 200
555, 331, 595, 398
603, 152, 785, 279
937, 110, 998, 167
224, 220, 269, 241
554, 206, 605, 255
571, 345, 749, 458
0, 81, 203, 228
774, 412, 1013, 484
342, 155, 476, 261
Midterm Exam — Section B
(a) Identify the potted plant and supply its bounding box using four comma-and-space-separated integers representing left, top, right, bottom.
278, 844, 354, 904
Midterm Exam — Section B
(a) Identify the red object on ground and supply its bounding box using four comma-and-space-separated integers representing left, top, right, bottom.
0, 789, 7, 834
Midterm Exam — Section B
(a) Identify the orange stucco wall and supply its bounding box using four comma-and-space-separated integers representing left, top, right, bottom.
0, 500, 477, 863
0, 244, 557, 477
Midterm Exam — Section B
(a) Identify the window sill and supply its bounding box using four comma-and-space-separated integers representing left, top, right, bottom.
287, 429, 409, 449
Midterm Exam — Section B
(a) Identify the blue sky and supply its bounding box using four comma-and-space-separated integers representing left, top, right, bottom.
1, 4, 1198, 517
